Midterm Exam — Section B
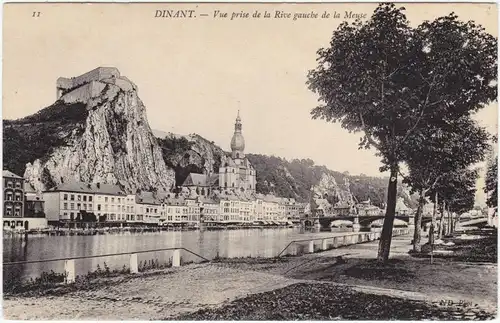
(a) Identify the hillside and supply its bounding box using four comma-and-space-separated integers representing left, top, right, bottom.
154, 132, 416, 207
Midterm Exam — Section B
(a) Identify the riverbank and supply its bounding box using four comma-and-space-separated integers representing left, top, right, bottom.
4, 231, 496, 320
3, 223, 300, 236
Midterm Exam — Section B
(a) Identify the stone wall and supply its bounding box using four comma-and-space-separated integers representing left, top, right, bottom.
56, 67, 121, 95
60, 81, 107, 105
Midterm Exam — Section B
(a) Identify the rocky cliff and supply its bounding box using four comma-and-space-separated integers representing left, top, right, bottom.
156, 132, 228, 186
4, 69, 175, 193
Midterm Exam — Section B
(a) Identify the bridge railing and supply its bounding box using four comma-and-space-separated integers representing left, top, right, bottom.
277, 228, 410, 257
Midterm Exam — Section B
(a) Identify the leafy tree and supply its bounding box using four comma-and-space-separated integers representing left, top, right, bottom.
485, 159, 498, 208
484, 140, 498, 210
427, 168, 478, 238
307, 3, 496, 262
402, 117, 489, 251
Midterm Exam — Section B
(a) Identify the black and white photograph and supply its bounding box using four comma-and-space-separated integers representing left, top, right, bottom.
1, 2, 498, 320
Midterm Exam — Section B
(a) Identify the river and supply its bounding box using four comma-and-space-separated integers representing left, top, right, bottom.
3, 228, 356, 281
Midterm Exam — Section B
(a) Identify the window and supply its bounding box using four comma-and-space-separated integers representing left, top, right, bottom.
77, 203, 81, 210
63, 194, 68, 200
83, 196, 87, 202
78, 195, 81, 201
105, 197, 108, 202
70, 194, 75, 201
82, 204, 86, 210
111, 198, 115, 203
15, 193, 21, 201
89, 196, 93, 202
70, 203, 74, 210
63, 203, 68, 209
6, 193, 12, 201
7, 181, 13, 188
98, 204, 101, 211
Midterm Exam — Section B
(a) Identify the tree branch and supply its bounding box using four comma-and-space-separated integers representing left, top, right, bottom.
398, 76, 437, 147
359, 112, 380, 150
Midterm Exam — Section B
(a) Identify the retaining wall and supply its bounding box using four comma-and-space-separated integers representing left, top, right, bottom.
283, 228, 410, 256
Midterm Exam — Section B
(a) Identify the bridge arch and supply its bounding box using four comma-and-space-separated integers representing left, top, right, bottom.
330, 220, 353, 228
369, 218, 409, 228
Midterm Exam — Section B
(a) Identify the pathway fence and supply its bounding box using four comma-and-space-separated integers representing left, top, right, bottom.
4, 228, 410, 284
277, 228, 409, 257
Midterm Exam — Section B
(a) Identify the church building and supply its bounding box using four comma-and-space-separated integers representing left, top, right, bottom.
181, 111, 256, 194
218, 111, 256, 193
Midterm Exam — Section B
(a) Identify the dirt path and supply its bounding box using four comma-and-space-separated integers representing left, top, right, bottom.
3, 234, 497, 320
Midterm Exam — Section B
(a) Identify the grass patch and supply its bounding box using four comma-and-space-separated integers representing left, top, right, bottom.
173, 282, 495, 320
342, 259, 416, 282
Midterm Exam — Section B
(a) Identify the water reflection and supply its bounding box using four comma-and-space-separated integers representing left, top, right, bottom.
3, 228, 351, 281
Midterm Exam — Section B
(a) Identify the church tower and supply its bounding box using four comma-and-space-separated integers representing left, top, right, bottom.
218, 110, 256, 193
230, 110, 245, 159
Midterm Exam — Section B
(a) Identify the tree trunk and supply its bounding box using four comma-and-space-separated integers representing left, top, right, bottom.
429, 192, 438, 245
446, 206, 453, 235
377, 167, 398, 263
437, 200, 446, 240
413, 188, 425, 253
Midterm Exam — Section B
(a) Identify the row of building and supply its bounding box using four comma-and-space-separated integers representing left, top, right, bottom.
3, 170, 306, 230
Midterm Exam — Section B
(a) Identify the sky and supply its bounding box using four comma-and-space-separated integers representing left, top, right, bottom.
3, 3, 498, 187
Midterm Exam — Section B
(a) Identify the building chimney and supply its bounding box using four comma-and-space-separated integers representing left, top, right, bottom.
97, 182, 101, 189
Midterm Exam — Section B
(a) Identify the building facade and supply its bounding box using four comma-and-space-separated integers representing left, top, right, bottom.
3, 170, 25, 218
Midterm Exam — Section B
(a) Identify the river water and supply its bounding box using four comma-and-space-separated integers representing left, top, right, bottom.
3, 228, 352, 281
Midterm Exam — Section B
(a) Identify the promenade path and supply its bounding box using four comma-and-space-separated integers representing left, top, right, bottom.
3, 233, 497, 320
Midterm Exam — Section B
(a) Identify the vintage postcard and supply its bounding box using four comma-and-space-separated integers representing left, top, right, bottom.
2, 2, 498, 320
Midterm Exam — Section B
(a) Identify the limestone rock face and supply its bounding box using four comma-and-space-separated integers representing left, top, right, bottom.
313, 173, 346, 201
24, 73, 175, 193
156, 132, 228, 186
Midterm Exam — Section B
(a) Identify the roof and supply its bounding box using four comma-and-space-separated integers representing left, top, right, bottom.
199, 197, 218, 204
136, 191, 161, 205
46, 181, 125, 195
24, 182, 36, 193
182, 173, 219, 187
164, 197, 186, 206
26, 195, 44, 202
3, 170, 23, 179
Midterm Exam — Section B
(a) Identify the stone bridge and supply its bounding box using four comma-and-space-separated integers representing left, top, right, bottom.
301, 214, 432, 232
302, 213, 488, 232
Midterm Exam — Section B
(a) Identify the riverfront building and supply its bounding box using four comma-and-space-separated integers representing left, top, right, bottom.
161, 196, 188, 224
2, 170, 48, 230
135, 192, 162, 224
200, 198, 219, 222
3, 170, 25, 218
